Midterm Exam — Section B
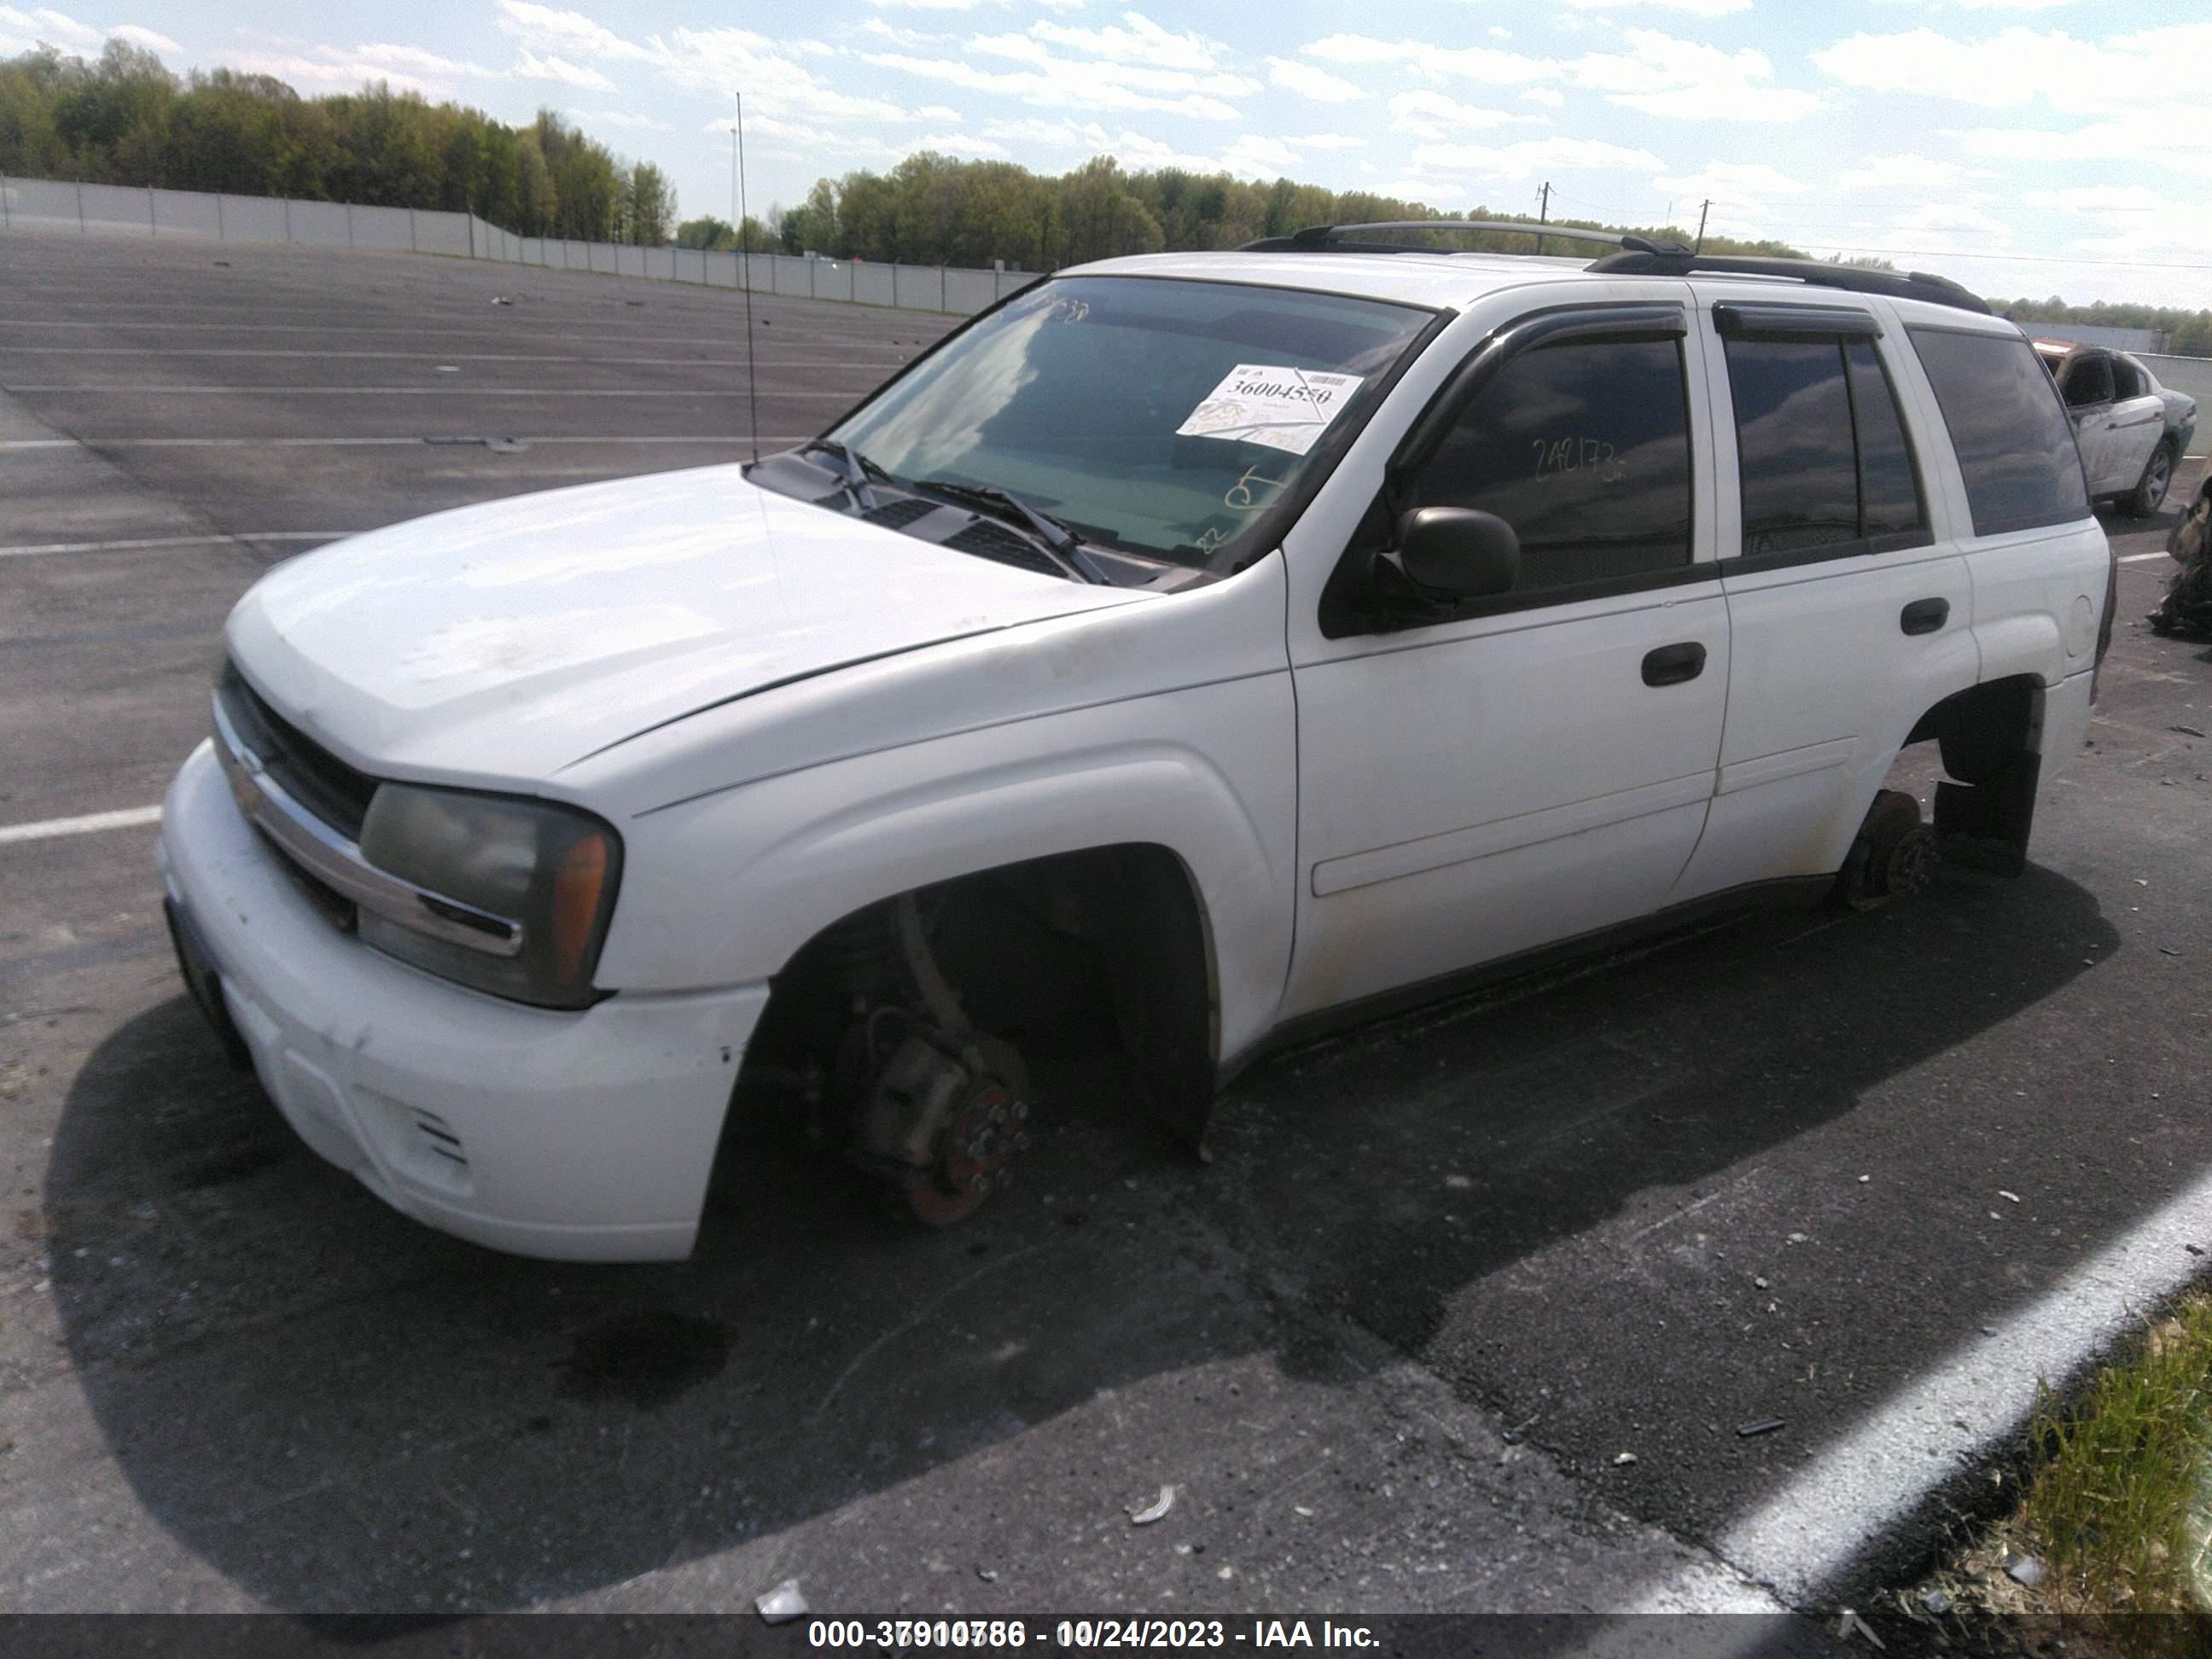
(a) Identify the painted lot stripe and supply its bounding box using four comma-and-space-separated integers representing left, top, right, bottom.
0, 434, 806, 451
0, 348, 905, 367
2121, 551, 2174, 563
8, 386, 859, 399
0, 805, 163, 846
1, 533, 351, 558
0, 323, 933, 347
0, 323, 942, 338
1621, 1158, 2212, 1606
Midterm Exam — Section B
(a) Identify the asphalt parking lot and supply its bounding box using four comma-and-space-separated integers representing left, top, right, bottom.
3, 230, 2209, 1626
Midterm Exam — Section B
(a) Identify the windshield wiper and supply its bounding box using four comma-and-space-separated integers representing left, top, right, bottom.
800, 438, 892, 504
913, 478, 1112, 585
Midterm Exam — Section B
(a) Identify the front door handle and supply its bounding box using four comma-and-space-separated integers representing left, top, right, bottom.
1641, 642, 1707, 687
1900, 597, 1950, 636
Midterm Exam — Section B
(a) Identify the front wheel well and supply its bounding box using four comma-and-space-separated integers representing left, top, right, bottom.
737, 843, 1220, 1148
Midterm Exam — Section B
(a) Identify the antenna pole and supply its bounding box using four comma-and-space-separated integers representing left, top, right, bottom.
736, 91, 760, 464
1696, 199, 1710, 254
1536, 181, 1550, 257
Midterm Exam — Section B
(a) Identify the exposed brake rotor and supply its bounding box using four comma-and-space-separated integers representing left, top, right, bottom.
905, 1044, 1033, 1227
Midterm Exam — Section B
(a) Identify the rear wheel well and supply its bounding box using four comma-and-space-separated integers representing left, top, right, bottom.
1901, 675, 2046, 876
737, 844, 1220, 1148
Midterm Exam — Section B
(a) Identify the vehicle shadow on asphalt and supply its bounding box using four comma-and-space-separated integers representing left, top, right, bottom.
44, 865, 2119, 1610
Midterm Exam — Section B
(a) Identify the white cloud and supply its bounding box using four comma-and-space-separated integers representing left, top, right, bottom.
1306, 29, 1816, 121
510, 48, 609, 89
856, 17, 934, 47
1652, 161, 1807, 199
868, 50, 1243, 119
660, 26, 919, 125
1306, 35, 1547, 85
1572, 30, 1819, 121
1031, 12, 1221, 72
909, 131, 1013, 158
1266, 55, 1363, 103
1836, 153, 1969, 192
2022, 186, 2163, 214
108, 21, 180, 52
981, 115, 1117, 148
227, 41, 493, 95
0, 5, 100, 49
0, 7, 178, 55
1223, 133, 1299, 174
1412, 137, 1667, 183
1813, 25, 2212, 114
1288, 132, 1366, 151
1953, 106, 2212, 179
868, 20, 1259, 121
1521, 87, 1564, 107
1563, 0, 1749, 11
575, 108, 672, 131
495, 0, 651, 61
1389, 90, 1538, 139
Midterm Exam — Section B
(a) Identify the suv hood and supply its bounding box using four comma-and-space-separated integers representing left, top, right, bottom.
225, 463, 1149, 786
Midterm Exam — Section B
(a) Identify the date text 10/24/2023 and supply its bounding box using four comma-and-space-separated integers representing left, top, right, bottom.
805, 1619, 1381, 1650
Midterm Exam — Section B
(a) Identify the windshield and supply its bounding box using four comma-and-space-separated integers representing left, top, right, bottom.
827, 276, 1433, 568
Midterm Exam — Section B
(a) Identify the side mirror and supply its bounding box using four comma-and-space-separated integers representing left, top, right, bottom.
1394, 506, 1520, 598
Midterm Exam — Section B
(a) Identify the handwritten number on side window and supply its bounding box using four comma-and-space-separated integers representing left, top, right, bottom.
1531, 438, 1626, 484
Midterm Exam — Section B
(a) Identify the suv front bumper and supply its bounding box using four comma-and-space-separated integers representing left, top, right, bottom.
157, 741, 766, 1261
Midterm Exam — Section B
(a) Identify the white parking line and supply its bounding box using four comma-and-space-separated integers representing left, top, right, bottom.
0, 348, 905, 367
0, 434, 806, 451
1, 533, 352, 558
0, 805, 163, 846
0, 323, 927, 348
2121, 551, 2174, 563
1629, 1158, 2212, 1607
8, 386, 859, 398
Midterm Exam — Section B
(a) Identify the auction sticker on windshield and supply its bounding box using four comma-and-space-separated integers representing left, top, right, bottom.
1175, 364, 1365, 456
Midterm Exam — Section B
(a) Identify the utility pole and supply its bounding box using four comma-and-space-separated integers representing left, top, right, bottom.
1696, 199, 1710, 254
1536, 181, 1550, 257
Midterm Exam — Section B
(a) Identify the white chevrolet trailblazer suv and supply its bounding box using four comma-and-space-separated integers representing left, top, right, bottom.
159, 224, 2119, 1260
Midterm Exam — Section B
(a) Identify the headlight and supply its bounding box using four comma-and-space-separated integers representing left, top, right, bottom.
356, 784, 622, 1010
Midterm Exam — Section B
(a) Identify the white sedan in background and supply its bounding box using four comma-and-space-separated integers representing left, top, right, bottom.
2035, 339, 2184, 516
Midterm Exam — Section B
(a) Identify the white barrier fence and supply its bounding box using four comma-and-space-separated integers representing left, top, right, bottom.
0, 173, 1038, 317
2141, 356, 2212, 444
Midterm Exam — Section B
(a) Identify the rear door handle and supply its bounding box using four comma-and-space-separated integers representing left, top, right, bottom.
1641, 642, 1707, 686
1901, 597, 1950, 636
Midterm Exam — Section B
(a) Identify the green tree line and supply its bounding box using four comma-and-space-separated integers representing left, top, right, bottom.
773, 151, 1804, 272
11, 39, 2207, 354
0, 40, 677, 242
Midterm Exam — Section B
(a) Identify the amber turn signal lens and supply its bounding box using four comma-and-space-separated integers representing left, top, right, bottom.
550, 831, 611, 983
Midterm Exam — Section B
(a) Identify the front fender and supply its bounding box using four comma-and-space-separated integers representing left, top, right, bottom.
594, 674, 1298, 1062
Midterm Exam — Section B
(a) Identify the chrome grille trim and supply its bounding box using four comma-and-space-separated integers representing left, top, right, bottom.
210, 691, 527, 959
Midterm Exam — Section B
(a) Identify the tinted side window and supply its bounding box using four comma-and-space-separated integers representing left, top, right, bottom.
1906, 329, 2089, 536
1847, 341, 1926, 538
1404, 336, 1691, 590
1726, 339, 1860, 555
2111, 356, 2146, 400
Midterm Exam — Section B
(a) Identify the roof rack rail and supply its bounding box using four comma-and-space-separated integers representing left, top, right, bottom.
1240, 220, 1692, 257
1586, 251, 1990, 316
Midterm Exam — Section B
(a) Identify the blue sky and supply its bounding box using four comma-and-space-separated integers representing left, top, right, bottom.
4, 0, 2207, 306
